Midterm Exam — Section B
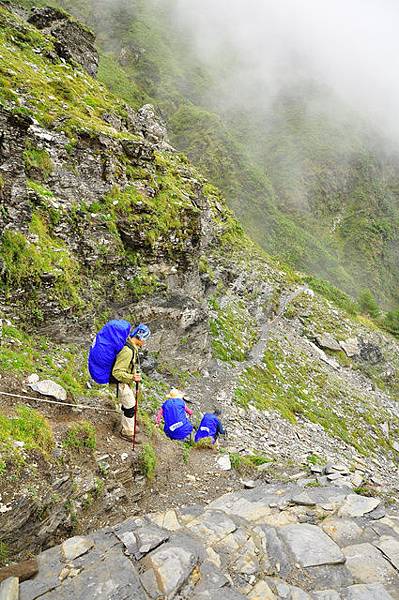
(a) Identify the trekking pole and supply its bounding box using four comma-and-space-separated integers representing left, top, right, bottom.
132, 380, 139, 452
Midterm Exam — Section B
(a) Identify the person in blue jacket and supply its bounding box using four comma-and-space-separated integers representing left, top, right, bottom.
156, 388, 194, 441
194, 408, 225, 446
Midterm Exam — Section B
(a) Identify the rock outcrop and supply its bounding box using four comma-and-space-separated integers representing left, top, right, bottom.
27, 7, 98, 76
8, 483, 399, 599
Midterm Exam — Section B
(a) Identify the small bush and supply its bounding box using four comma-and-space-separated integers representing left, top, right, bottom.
358, 289, 380, 319
139, 442, 157, 480
63, 421, 96, 450
382, 309, 399, 337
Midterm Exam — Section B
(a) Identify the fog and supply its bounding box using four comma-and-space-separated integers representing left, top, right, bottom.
163, 0, 399, 144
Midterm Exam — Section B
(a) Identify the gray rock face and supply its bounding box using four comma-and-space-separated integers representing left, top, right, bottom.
0, 577, 19, 600
16, 483, 399, 599
278, 523, 345, 567
28, 7, 98, 76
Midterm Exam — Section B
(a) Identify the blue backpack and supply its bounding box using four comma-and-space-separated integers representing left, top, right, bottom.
88, 320, 132, 384
162, 398, 193, 441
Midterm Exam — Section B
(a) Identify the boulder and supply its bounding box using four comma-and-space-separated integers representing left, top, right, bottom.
29, 379, 67, 401
338, 495, 381, 518
339, 338, 359, 357
61, 536, 94, 561
316, 333, 342, 352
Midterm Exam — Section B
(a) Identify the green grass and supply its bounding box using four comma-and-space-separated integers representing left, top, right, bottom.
0, 542, 9, 566
23, 144, 53, 179
0, 406, 54, 462
234, 336, 398, 455
139, 442, 157, 480
63, 421, 96, 450
209, 297, 258, 362
229, 451, 272, 473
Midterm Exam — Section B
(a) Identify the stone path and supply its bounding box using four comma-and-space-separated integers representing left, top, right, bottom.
4, 483, 399, 599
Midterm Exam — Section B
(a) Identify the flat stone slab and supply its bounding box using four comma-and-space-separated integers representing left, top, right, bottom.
248, 580, 276, 599
21, 546, 147, 600
0, 577, 19, 600
313, 591, 341, 599
62, 536, 94, 561
374, 536, 399, 570
186, 510, 237, 545
343, 543, 398, 585
278, 524, 345, 567
344, 583, 395, 599
142, 542, 198, 597
322, 518, 363, 546
316, 333, 342, 351
338, 495, 381, 518
340, 338, 360, 357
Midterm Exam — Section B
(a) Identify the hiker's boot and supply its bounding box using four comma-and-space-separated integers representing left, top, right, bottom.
119, 429, 142, 444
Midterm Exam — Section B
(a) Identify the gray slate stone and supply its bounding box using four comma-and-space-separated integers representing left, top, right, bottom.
338, 495, 381, 518
344, 583, 394, 599
0, 577, 19, 600
316, 333, 342, 352
322, 518, 363, 546
374, 536, 399, 570
21, 546, 146, 600
29, 379, 67, 401
312, 591, 340, 599
343, 543, 398, 585
278, 523, 345, 567
141, 537, 200, 598
62, 536, 93, 561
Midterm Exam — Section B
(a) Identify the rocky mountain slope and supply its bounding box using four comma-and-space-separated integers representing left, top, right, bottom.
0, 4, 399, 598
8, 482, 399, 599
21, 0, 399, 308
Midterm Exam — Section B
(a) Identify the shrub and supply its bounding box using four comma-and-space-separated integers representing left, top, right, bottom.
139, 442, 157, 480
358, 289, 380, 319
63, 421, 96, 450
382, 309, 399, 337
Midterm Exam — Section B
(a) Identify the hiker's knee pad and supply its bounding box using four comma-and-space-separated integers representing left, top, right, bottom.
122, 405, 135, 419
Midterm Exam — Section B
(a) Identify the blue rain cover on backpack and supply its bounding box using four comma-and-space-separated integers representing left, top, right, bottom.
162, 398, 193, 441
194, 413, 219, 443
88, 320, 131, 384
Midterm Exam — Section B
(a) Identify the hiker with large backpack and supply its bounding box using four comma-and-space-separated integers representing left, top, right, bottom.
194, 408, 226, 447
155, 388, 194, 442
88, 321, 151, 443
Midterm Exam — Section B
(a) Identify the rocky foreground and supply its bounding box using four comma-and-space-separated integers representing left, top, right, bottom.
2, 482, 399, 599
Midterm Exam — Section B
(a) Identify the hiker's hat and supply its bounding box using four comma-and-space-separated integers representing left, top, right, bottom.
130, 323, 151, 341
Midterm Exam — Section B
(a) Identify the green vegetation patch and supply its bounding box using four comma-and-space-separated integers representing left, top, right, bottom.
0, 211, 82, 314
0, 405, 54, 463
0, 7, 134, 138
209, 297, 258, 362
229, 451, 272, 473
234, 336, 398, 455
139, 442, 157, 480
63, 421, 96, 450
